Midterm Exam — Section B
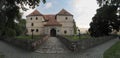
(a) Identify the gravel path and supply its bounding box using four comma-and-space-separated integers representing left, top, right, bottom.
0, 37, 118, 58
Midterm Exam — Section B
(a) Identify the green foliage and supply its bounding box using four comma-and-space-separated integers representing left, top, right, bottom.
15, 23, 23, 36
97, 0, 120, 7
73, 20, 77, 34
15, 35, 42, 41
4, 28, 16, 37
0, 0, 46, 37
0, 52, 4, 58
64, 35, 91, 41
104, 41, 120, 58
89, 5, 118, 37
15, 19, 26, 36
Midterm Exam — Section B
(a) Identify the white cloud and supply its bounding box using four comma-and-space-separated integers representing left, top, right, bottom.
71, 0, 98, 28
44, 2, 52, 9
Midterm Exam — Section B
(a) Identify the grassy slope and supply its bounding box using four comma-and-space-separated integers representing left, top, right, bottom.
15, 35, 42, 41
104, 41, 120, 58
0, 52, 4, 58
64, 35, 91, 41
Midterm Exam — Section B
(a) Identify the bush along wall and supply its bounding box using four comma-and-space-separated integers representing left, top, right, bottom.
0, 35, 49, 51
57, 35, 116, 52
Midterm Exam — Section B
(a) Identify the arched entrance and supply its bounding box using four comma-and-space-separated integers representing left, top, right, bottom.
50, 28, 56, 36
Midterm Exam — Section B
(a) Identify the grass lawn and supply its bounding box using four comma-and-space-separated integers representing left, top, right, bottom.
0, 52, 4, 58
104, 40, 120, 58
64, 35, 91, 41
15, 35, 43, 41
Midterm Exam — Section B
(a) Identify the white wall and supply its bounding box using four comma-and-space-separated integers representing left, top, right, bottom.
56, 15, 74, 35
26, 16, 45, 35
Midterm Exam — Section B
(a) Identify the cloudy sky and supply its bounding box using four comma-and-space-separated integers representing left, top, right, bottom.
22, 0, 99, 28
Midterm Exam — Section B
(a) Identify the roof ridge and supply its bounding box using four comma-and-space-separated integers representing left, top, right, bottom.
26, 9, 43, 16
57, 9, 73, 16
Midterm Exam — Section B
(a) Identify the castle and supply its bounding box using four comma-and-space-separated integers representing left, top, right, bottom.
26, 9, 75, 36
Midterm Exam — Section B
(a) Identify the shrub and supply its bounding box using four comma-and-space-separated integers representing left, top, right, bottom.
4, 28, 16, 37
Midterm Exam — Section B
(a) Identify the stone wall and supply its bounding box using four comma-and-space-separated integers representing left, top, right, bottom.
57, 35, 116, 51
76, 36, 115, 50
0, 35, 49, 51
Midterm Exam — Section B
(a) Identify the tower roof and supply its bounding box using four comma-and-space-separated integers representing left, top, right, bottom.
27, 10, 43, 17
57, 9, 73, 16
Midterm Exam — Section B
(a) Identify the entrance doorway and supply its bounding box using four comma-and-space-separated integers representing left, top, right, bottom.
50, 28, 56, 36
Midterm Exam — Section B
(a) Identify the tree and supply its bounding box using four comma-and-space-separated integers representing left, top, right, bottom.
96, 0, 120, 23
15, 19, 26, 36
89, 5, 118, 37
73, 20, 77, 34
97, 0, 120, 7
0, 0, 46, 37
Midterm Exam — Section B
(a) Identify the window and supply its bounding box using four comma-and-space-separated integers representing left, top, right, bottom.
36, 17, 38, 20
36, 29, 39, 32
30, 18, 32, 20
58, 30, 59, 32
65, 17, 68, 20
31, 29, 34, 32
64, 30, 67, 34
31, 23, 34, 26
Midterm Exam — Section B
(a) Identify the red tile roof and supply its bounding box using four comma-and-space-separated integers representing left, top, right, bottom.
26, 9, 72, 26
44, 15, 62, 26
57, 9, 73, 16
26, 10, 43, 16
43, 15, 55, 20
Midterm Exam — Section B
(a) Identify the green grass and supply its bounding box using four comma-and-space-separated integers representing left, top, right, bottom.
15, 35, 42, 41
104, 41, 120, 58
64, 35, 91, 41
0, 52, 4, 58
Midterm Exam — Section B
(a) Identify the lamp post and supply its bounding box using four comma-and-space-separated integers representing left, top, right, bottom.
31, 29, 34, 39
78, 29, 80, 39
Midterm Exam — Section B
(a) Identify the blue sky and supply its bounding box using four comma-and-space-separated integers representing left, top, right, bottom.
22, 0, 98, 28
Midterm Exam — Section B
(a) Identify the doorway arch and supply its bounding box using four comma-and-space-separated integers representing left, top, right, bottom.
50, 28, 56, 36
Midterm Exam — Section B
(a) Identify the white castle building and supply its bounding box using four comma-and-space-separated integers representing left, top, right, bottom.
26, 9, 75, 36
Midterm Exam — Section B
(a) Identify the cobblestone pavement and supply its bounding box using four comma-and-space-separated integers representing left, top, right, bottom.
35, 37, 71, 53
0, 37, 118, 58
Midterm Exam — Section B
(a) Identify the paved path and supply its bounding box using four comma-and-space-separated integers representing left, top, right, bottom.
35, 37, 71, 53
0, 37, 119, 58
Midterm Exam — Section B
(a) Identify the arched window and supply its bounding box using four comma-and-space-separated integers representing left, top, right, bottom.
36, 29, 39, 32
31, 23, 34, 26
64, 30, 67, 34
